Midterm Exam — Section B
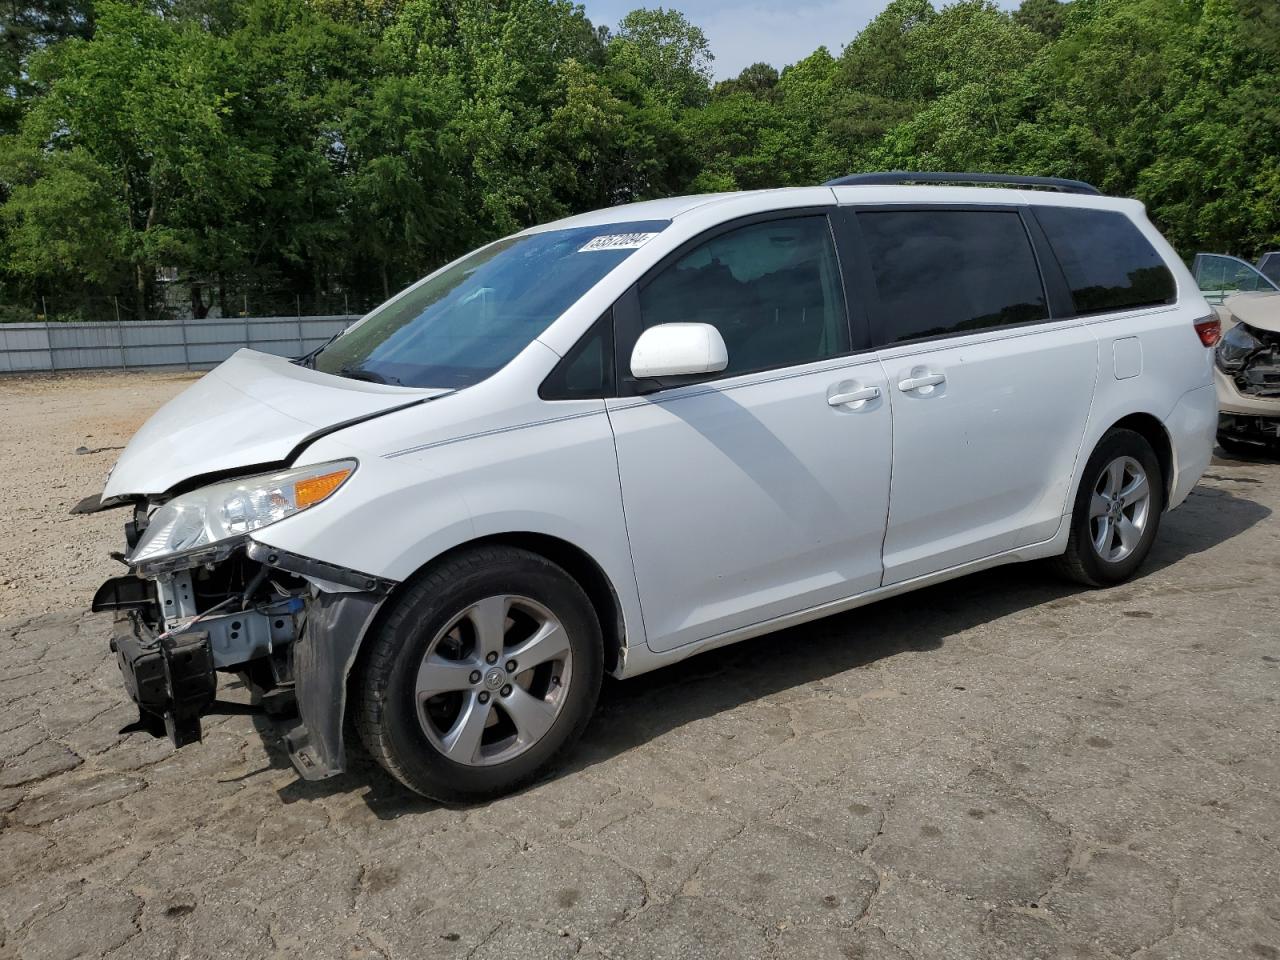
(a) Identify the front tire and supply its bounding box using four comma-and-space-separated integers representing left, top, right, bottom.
1055, 428, 1164, 587
353, 546, 603, 802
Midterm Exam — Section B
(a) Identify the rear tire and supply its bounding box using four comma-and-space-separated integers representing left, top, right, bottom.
1055, 428, 1164, 587
353, 546, 603, 802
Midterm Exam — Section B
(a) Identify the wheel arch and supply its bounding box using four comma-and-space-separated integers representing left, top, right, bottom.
1107, 411, 1174, 504
359, 531, 628, 679
297, 532, 629, 783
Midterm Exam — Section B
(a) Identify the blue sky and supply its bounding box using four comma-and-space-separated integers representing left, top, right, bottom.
581, 0, 1022, 79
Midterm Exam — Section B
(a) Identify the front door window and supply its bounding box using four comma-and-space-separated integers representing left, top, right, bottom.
637, 216, 850, 377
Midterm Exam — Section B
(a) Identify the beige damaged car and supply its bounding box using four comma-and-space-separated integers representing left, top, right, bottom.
1213, 292, 1280, 454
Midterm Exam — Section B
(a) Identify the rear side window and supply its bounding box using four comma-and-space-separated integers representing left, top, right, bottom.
859, 210, 1048, 344
1034, 207, 1176, 315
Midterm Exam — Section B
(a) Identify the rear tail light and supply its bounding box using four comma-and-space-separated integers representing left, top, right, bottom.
1193, 313, 1221, 347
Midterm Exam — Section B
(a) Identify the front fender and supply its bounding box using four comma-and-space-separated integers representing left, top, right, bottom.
253, 386, 650, 681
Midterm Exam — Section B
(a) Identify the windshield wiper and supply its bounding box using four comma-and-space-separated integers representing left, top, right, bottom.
339, 364, 401, 385
295, 329, 346, 368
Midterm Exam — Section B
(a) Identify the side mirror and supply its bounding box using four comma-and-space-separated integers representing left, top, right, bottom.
629, 323, 729, 380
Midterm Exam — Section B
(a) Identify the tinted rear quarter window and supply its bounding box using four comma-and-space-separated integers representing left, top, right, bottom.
859, 209, 1048, 344
1034, 207, 1176, 315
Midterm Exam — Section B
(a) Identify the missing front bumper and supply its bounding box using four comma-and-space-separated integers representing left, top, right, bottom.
110, 621, 216, 747
1219, 412, 1280, 444
96, 542, 393, 778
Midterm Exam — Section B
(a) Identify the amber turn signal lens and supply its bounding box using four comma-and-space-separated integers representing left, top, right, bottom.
293, 468, 352, 509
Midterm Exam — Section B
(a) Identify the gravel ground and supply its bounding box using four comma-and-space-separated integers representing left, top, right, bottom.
1, 370, 1279, 960
0, 371, 199, 619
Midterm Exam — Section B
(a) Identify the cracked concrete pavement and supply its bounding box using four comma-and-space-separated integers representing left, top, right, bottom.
2, 371, 1279, 960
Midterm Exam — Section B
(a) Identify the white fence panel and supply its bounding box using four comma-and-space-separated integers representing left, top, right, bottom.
0, 324, 53, 372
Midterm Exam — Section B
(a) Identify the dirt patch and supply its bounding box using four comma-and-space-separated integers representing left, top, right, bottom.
0, 370, 200, 619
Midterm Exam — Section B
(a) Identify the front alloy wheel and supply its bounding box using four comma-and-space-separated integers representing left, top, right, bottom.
416, 595, 573, 767
354, 546, 603, 802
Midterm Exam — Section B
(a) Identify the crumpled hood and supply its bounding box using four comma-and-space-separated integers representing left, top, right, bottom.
1222, 291, 1280, 333
102, 349, 445, 501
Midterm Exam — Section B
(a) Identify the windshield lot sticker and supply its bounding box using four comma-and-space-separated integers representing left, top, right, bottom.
579, 232, 659, 252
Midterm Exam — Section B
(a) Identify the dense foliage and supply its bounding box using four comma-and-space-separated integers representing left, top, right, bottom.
0, 0, 1277, 320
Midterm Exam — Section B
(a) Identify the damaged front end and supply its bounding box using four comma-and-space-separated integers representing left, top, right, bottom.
1216, 320, 1280, 442
90, 462, 395, 779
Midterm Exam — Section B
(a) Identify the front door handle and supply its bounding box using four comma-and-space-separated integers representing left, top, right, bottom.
827, 385, 880, 407
898, 372, 946, 392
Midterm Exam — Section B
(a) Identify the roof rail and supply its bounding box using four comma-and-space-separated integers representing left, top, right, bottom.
824, 171, 1102, 196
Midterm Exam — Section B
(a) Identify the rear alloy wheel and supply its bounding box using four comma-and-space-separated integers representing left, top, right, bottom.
1087, 455, 1152, 563
1055, 428, 1164, 587
354, 546, 602, 802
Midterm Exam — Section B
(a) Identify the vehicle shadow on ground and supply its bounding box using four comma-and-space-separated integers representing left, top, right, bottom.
1214, 441, 1280, 466
272, 485, 1270, 817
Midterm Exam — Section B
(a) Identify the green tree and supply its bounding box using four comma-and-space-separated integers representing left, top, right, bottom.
608, 7, 713, 109
343, 73, 466, 298
828, 0, 936, 161
545, 58, 693, 209
0, 2, 272, 317
1013, 0, 1067, 39
219, 0, 374, 310
384, 0, 602, 238
838, 0, 936, 103
776, 47, 848, 181
872, 0, 1043, 171
0, 147, 123, 296
681, 93, 797, 191
1138, 0, 1280, 256
714, 62, 780, 102
6, 0, 1280, 321
0, 0, 94, 134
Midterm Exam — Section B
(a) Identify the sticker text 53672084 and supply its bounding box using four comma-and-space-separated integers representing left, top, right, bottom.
578, 232, 659, 253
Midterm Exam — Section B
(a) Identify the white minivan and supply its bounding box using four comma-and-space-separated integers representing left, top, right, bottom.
83, 172, 1219, 800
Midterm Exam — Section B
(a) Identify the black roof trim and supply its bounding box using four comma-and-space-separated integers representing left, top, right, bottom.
824, 171, 1102, 196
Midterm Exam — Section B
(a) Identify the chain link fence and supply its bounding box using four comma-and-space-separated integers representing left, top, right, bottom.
0, 287, 387, 326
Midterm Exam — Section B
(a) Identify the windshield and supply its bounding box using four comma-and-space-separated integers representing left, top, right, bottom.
313, 220, 668, 388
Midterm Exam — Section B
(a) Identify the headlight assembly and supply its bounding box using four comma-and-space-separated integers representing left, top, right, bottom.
129, 460, 356, 566
1216, 323, 1263, 372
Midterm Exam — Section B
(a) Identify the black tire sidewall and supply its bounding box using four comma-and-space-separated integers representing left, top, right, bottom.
1069, 429, 1165, 585
371, 553, 602, 801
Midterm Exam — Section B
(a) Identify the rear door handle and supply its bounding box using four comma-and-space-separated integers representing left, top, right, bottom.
827, 385, 881, 407
898, 372, 946, 392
